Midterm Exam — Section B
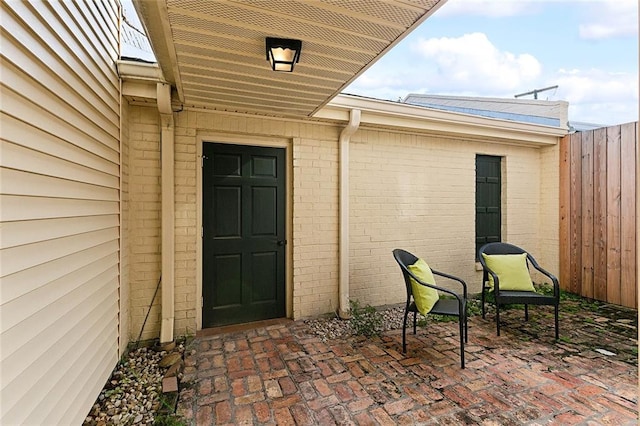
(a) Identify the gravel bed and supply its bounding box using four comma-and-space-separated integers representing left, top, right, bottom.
303, 305, 406, 341
83, 343, 185, 426
82, 306, 428, 425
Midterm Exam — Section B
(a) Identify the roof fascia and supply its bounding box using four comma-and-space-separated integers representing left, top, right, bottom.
117, 60, 165, 82
315, 94, 568, 146
117, 60, 166, 103
133, 0, 184, 102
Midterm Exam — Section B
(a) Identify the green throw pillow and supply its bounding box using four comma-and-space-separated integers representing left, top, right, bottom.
407, 258, 439, 314
482, 253, 535, 292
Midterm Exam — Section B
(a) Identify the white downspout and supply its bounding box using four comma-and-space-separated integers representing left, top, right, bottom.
157, 83, 175, 343
338, 109, 361, 319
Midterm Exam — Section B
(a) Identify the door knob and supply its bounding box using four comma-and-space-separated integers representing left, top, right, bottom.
277, 240, 286, 246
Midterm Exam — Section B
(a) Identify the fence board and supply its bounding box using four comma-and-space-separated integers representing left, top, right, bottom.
606, 126, 622, 304
560, 122, 637, 308
569, 133, 583, 295
620, 122, 637, 308
581, 131, 594, 298
559, 131, 570, 292
593, 127, 608, 301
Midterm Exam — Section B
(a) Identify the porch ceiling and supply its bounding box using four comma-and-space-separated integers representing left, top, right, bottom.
133, 0, 446, 117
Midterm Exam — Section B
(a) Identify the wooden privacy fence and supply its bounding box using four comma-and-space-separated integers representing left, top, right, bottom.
560, 122, 637, 309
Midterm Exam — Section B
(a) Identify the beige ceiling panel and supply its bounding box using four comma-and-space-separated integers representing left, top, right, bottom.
176, 43, 362, 76
177, 63, 344, 89
182, 76, 330, 99
183, 89, 318, 110
135, 0, 446, 117
184, 83, 326, 105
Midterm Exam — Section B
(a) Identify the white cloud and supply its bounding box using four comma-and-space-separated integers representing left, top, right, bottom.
346, 3, 638, 125
346, 33, 543, 100
552, 68, 638, 124
578, 0, 638, 39
412, 33, 542, 93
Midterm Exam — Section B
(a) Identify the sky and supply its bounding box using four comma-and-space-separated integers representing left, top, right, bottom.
345, 0, 638, 126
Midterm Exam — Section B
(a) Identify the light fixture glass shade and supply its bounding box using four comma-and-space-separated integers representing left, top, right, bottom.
266, 37, 302, 72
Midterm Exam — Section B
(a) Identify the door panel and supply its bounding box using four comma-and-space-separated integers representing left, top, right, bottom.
214, 254, 243, 307
214, 187, 241, 237
251, 252, 278, 302
252, 187, 277, 235
203, 143, 286, 327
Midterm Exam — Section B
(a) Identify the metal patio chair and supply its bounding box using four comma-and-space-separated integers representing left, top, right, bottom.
392, 249, 468, 368
478, 242, 559, 339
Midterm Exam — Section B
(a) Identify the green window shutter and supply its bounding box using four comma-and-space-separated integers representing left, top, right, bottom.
476, 155, 501, 258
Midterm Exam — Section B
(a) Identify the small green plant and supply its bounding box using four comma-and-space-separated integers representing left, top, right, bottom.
430, 315, 456, 323
349, 299, 383, 337
154, 414, 186, 426
466, 298, 482, 317
558, 336, 572, 344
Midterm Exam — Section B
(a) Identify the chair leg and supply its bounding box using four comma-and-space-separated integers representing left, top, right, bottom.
413, 311, 417, 335
402, 308, 409, 353
464, 312, 469, 343
481, 288, 486, 319
459, 316, 465, 369
554, 303, 559, 340
524, 304, 529, 321
496, 304, 501, 336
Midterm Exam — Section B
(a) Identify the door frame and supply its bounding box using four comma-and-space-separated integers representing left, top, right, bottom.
196, 133, 293, 331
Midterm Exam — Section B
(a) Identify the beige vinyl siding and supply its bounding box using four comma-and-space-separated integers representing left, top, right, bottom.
0, 0, 121, 424
120, 97, 131, 355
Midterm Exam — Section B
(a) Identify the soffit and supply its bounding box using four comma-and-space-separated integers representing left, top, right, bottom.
134, 0, 445, 117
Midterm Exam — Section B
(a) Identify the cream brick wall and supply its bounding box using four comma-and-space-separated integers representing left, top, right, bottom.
350, 131, 475, 304
349, 130, 558, 303
125, 105, 560, 336
292, 137, 340, 318
128, 106, 162, 341
174, 124, 198, 336
170, 109, 342, 330
538, 144, 560, 277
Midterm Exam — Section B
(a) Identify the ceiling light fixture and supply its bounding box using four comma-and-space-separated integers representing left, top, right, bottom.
266, 37, 302, 72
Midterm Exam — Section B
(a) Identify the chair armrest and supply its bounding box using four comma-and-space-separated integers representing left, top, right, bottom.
482, 266, 503, 294
529, 262, 560, 298
405, 268, 467, 301
431, 269, 468, 299
478, 256, 504, 294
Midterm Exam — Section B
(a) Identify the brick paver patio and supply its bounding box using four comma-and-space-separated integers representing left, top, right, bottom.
177, 305, 637, 425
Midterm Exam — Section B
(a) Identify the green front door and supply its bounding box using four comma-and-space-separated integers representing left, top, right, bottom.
202, 143, 286, 327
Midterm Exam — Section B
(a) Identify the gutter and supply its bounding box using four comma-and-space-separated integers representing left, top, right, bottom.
338, 109, 361, 319
157, 82, 175, 343
316, 94, 568, 147
116, 60, 165, 82
118, 61, 175, 343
